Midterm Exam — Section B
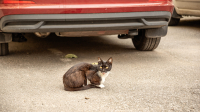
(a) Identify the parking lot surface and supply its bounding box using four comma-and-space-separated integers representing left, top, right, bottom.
0, 17, 200, 112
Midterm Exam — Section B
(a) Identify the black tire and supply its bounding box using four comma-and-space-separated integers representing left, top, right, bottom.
168, 17, 180, 26
132, 30, 161, 51
0, 43, 9, 56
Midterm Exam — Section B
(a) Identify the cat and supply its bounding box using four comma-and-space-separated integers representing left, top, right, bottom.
63, 57, 113, 91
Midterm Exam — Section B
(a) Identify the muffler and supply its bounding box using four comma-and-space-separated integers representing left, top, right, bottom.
55, 30, 128, 37
35, 32, 50, 38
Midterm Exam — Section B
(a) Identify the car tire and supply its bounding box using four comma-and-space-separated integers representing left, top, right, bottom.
168, 17, 180, 26
132, 30, 161, 51
0, 43, 9, 56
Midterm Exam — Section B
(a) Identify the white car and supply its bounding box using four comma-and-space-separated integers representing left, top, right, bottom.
169, 0, 200, 26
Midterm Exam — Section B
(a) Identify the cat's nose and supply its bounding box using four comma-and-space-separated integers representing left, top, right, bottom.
102, 71, 107, 74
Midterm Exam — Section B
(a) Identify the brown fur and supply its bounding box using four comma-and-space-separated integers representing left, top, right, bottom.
63, 63, 100, 91
63, 57, 113, 91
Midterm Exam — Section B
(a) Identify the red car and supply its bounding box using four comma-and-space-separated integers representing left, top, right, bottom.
0, 0, 173, 56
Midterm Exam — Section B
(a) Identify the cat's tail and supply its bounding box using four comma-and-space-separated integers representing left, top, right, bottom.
64, 84, 99, 91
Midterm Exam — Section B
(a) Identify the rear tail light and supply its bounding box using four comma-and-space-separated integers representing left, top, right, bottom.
2, 0, 35, 4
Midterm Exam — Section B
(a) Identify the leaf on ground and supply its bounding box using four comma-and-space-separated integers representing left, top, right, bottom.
85, 97, 89, 100
65, 54, 78, 59
92, 62, 98, 65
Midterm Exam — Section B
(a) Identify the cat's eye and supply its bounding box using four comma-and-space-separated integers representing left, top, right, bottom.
106, 67, 108, 69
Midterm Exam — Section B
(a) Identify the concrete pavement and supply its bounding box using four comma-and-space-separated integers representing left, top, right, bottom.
0, 17, 200, 112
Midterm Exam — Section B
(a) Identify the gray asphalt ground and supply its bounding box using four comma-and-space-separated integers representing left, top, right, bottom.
0, 17, 200, 112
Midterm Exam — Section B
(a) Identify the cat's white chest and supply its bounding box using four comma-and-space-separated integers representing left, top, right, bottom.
87, 71, 110, 88
97, 71, 110, 88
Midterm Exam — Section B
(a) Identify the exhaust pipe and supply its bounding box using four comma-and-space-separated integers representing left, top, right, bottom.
35, 32, 50, 38
118, 29, 138, 39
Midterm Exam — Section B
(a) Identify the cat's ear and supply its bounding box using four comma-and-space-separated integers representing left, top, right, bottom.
98, 57, 103, 64
107, 57, 113, 64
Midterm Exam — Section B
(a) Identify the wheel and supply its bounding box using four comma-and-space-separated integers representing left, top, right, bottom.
0, 43, 9, 56
168, 17, 180, 26
132, 30, 161, 51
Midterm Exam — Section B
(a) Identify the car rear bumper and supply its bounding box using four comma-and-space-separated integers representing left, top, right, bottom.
0, 11, 171, 33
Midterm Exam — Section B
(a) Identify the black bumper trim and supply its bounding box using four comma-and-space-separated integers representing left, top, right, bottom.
0, 11, 171, 33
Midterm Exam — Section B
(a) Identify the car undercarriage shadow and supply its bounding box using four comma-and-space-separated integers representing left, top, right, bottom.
178, 17, 200, 28
5, 33, 169, 69
9, 33, 137, 57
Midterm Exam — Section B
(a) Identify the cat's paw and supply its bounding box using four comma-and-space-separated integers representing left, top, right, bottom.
97, 84, 105, 88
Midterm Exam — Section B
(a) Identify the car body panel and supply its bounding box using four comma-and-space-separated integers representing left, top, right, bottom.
0, 0, 66, 18
173, 0, 200, 16
0, 1, 173, 18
